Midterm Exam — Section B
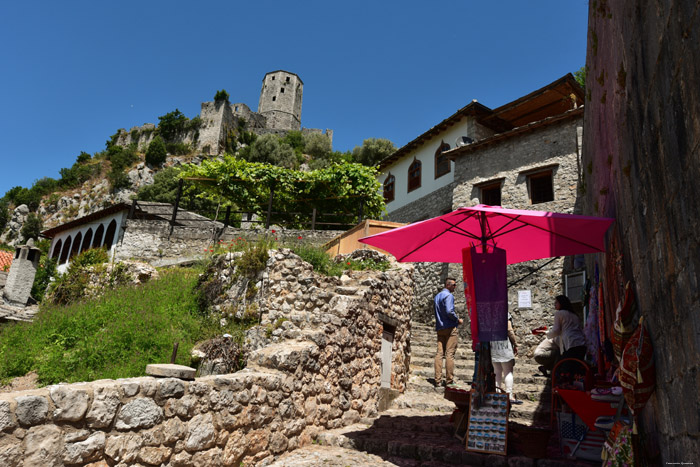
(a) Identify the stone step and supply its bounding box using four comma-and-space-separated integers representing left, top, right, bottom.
410, 367, 552, 392
317, 415, 591, 467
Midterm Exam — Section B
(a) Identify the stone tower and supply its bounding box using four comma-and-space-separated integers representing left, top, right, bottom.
258, 71, 303, 131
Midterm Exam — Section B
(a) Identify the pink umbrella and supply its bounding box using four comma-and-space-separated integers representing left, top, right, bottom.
358, 205, 614, 264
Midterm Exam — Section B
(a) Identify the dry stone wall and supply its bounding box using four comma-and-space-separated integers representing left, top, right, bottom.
115, 220, 344, 267
0, 250, 413, 466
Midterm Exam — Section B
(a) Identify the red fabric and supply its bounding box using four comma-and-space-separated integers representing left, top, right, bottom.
620, 321, 655, 412
555, 389, 617, 431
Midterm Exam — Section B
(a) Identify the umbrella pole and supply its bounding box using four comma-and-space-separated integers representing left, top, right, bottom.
479, 211, 489, 253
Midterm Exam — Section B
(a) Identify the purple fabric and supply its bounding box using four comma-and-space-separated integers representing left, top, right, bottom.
470, 246, 508, 342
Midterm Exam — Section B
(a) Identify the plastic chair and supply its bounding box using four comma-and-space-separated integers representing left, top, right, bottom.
550, 358, 592, 428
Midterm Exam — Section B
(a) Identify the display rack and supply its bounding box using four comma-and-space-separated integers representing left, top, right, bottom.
465, 391, 509, 455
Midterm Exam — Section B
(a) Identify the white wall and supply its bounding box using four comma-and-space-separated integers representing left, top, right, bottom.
49, 211, 128, 273
379, 116, 490, 213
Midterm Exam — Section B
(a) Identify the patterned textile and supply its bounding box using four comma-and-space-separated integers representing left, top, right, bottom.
584, 280, 600, 358
462, 247, 479, 348
620, 318, 656, 412
465, 246, 507, 342
612, 282, 636, 362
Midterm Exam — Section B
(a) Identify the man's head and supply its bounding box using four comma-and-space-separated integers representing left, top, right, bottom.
445, 278, 456, 292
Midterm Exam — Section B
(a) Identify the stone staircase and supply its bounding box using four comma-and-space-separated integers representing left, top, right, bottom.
290, 322, 601, 466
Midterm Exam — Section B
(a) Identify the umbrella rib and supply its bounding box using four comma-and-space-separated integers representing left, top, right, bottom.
493, 212, 606, 251
396, 214, 480, 261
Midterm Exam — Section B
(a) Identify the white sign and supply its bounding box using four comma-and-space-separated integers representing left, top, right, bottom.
518, 290, 532, 308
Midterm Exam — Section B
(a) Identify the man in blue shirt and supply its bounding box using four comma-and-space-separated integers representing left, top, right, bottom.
434, 278, 463, 387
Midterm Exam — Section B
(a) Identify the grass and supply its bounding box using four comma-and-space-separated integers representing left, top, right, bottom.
209, 235, 390, 277
0, 267, 250, 386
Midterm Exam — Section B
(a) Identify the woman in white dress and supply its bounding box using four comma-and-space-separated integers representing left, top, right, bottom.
490, 313, 521, 404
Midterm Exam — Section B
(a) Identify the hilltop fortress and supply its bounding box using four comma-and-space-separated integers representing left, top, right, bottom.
115, 70, 333, 155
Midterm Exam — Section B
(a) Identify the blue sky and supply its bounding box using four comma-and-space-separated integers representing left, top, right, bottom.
0, 0, 589, 197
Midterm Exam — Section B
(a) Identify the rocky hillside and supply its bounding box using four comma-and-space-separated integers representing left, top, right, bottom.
0, 153, 205, 247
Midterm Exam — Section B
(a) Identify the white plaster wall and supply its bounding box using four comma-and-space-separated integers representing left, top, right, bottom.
379, 116, 489, 214
50, 211, 129, 273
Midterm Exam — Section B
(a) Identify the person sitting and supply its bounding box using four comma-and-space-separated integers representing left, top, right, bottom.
533, 336, 560, 377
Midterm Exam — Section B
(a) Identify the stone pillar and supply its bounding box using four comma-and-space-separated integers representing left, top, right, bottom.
3, 239, 41, 305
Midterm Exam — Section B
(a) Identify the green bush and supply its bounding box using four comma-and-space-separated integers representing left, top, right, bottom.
146, 136, 167, 166
76, 151, 92, 164
0, 201, 9, 232
157, 109, 188, 142
21, 213, 42, 242
0, 268, 247, 385
165, 142, 191, 156
31, 256, 57, 303
214, 89, 230, 103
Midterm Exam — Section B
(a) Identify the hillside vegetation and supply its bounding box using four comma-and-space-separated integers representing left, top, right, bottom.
0, 267, 247, 386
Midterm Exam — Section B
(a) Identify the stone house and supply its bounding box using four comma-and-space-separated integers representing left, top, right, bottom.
379, 75, 586, 355
41, 201, 345, 271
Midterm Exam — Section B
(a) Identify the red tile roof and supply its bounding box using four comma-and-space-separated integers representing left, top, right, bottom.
0, 250, 13, 272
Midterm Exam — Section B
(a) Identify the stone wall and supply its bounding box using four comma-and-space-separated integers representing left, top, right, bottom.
451, 116, 583, 213
115, 219, 345, 267
384, 183, 455, 224
115, 124, 157, 153
582, 1, 700, 463
0, 250, 413, 466
198, 101, 235, 155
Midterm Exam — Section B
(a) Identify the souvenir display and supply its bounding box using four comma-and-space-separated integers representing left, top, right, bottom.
465, 392, 509, 455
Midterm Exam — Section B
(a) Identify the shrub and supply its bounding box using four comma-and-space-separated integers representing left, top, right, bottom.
157, 109, 188, 142
21, 213, 42, 242
214, 89, 230, 103
76, 151, 92, 164
146, 136, 167, 166
70, 247, 109, 269
0, 201, 9, 232
303, 132, 332, 160
31, 256, 57, 303
240, 134, 296, 168
165, 142, 191, 156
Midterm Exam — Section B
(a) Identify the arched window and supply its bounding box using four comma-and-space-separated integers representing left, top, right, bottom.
435, 140, 451, 178
81, 228, 93, 253
93, 224, 105, 248
103, 220, 117, 250
60, 236, 72, 265
408, 159, 421, 192
51, 239, 63, 260
70, 232, 82, 259
383, 174, 395, 202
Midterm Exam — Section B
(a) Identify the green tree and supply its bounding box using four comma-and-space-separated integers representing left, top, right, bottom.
282, 130, 305, 155
352, 138, 396, 166
31, 239, 57, 302
21, 213, 43, 242
146, 136, 167, 166
574, 66, 587, 92
303, 133, 332, 160
76, 151, 92, 164
214, 89, 230, 103
157, 109, 189, 142
241, 134, 297, 169
0, 201, 8, 232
